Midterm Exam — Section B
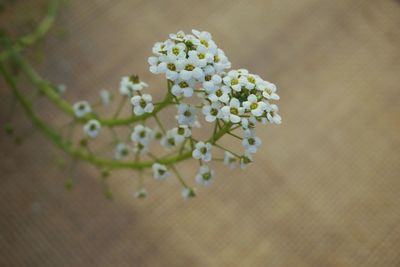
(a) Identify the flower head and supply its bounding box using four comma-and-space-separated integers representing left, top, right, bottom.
176, 103, 197, 126
131, 94, 154, 115
152, 163, 170, 180
83, 119, 101, 138
131, 125, 154, 146
192, 141, 212, 162
224, 151, 236, 169
73, 101, 91, 118
114, 142, 129, 159
242, 129, 261, 154
100, 89, 112, 106
120, 75, 148, 96
195, 165, 215, 187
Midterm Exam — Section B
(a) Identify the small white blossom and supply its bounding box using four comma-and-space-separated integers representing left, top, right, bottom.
114, 142, 129, 159
239, 154, 253, 170
56, 84, 66, 95
131, 125, 154, 145
243, 94, 268, 117
166, 42, 187, 61
171, 79, 195, 97
172, 125, 191, 144
266, 104, 282, 124
100, 89, 112, 106
156, 58, 181, 81
131, 94, 154, 115
195, 165, 215, 187
73, 101, 91, 118
259, 81, 280, 100
160, 129, 178, 149
179, 58, 204, 81
120, 76, 148, 96
152, 163, 170, 180
221, 98, 244, 123
223, 70, 243, 92
242, 129, 261, 154
181, 187, 196, 200
177, 103, 197, 126
83, 119, 101, 138
207, 85, 231, 103
241, 116, 257, 129
134, 188, 147, 198
202, 74, 222, 93
192, 142, 212, 162
133, 142, 149, 155
202, 102, 222, 122
224, 151, 236, 169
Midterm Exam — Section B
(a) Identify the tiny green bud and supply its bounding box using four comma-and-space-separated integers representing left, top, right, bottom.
4, 123, 13, 136
64, 179, 74, 191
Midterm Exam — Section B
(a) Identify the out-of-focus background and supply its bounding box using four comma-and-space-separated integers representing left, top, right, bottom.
1, 0, 400, 266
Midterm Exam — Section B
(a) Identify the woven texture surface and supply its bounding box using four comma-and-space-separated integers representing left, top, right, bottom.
1, 0, 400, 266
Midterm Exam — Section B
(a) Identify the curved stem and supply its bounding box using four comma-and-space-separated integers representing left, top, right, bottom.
0, 0, 61, 61
0, 63, 232, 170
5, 47, 174, 126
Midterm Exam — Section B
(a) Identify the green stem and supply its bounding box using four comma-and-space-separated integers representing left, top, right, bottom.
5, 47, 174, 126
0, 0, 61, 61
1, 62, 232, 170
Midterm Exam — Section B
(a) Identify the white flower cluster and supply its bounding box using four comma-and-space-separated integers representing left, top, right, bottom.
148, 30, 231, 95
70, 29, 281, 199
145, 30, 281, 192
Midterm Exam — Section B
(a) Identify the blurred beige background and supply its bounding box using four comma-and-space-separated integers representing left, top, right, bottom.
1, 0, 400, 266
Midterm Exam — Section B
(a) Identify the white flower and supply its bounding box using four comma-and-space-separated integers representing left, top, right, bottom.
221, 98, 244, 123
192, 141, 212, 162
131, 94, 154, 115
100, 89, 112, 106
202, 74, 222, 93
148, 56, 160, 74
239, 154, 252, 170
166, 42, 187, 61
83, 119, 101, 138
207, 85, 231, 103
133, 142, 149, 155
224, 151, 236, 169
172, 125, 191, 144
188, 49, 210, 68
181, 187, 196, 200
243, 94, 268, 117
176, 104, 197, 126
134, 188, 147, 198
160, 129, 178, 149
242, 129, 261, 154
241, 116, 257, 129
120, 76, 148, 96
131, 125, 154, 145
171, 79, 195, 97
114, 142, 129, 159
191, 29, 217, 54
149, 30, 231, 84
56, 84, 66, 95
152, 163, 170, 180
213, 49, 231, 72
259, 80, 279, 100
169, 31, 186, 42
195, 165, 215, 187
266, 104, 282, 124
223, 70, 242, 92
73, 101, 91, 118
202, 102, 222, 122
156, 58, 181, 81
179, 58, 204, 81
